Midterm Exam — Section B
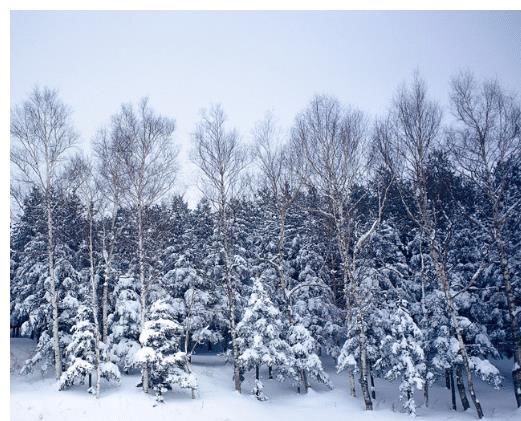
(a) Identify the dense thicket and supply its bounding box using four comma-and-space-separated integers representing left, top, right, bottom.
10, 75, 520, 416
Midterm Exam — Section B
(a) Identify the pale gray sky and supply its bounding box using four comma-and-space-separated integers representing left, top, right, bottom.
10, 11, 521, 206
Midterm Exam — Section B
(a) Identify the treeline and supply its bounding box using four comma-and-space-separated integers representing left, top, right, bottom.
10, 73, 521, 417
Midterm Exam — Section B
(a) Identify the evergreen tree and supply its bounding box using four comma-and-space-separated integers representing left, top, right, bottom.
162, 253, 221, 356
134, 299, 198, 402
375, 301, 425, 415
287, 234, 342, 358
59, 305, 120, 392
237, 278, 292, 400
287, 318, 331, 393
108, 275, 141, 372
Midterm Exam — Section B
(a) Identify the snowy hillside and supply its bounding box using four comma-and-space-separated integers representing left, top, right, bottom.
10, 338, 519, 421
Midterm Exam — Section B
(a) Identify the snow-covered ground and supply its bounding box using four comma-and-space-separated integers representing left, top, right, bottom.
10, 338, 520, 421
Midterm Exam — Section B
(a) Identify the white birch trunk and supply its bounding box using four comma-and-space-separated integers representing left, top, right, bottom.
88, 204, 102, 398
137, 204, 149, 393
47, 198, 62, 380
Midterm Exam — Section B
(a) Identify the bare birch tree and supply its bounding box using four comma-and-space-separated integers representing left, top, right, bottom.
253, 113, 301, 296
376, 75, 485, 418
292, 95, 390, 409
253, 113, 310, 390
93, 128, 124, 344
192, 104, 248, 393
449, 72, 521, 408
65, 155, 103, 398
110, 98, 178, 393
11, 87, 78, 380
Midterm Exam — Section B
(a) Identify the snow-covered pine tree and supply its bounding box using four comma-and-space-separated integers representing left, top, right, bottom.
337, 265, 377, 400
11, 189, 49, 346
162, 253, 221, 357
59, 305, 96, 391
405, 231, 436, 391
375, 301, 425, 415
448, 219, 503, 391
134, 299, 197, 402
59, 305, 120, 392
449, 75, 521, 407
189, 198, 215, 274
13, 189, 88, 376
192, 105, 249, 393
237, 278, 292, 400
287, 234, 342, 359
293, 96, 392, 410
108, 275, 141, 372
376, 76, 487, 418
109, 99, 177, 394
287, 317, 331, 393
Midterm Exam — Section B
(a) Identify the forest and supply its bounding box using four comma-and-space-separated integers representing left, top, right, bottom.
9, 72, 521, 419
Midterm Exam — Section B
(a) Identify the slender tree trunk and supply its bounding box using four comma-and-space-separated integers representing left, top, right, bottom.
462, 356, 483, 418
47, 199, 62, 380
337, 205, 373, 410
255, 365, 261, 398
137, 205, 149, 394
268, 366, 273, 379
101, 244, 113, 345
224, 266, 241, 393
370, 369, 376, 400
102, 277, 109, 343
228, 278, 241, 393
300, 369, 308, 394
223, 328, 229, 352
101, 207, 118, 344
495, 230, 521, 408
221, 204, 241, 393
421, 248, 430, 410
277, 210, 287, 291
88, 205, 102, 398
349, 370, 356, 397
449, 367, 457, 410
339, 230, 360, 402
334, 201, 373, 408
456, 365, 470, 411
100, 231, 110, 344
445, 368, 451, 389
356, 310, 373, 410
185, 331, 190, 355
359, 342, 373, 410
142, 362, 149, 394
424, 377, 429, 408
186, 331, 193, 364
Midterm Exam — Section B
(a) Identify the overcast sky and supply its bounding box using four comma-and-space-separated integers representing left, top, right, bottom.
10, 11, 521, 206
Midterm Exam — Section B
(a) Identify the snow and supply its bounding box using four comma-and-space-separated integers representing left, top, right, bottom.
469, 356, 503, 388
10, 338, 521, 421
134, 346, 156, 364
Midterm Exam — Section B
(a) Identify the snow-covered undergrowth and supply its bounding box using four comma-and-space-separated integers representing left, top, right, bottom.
10, 338, 520, 421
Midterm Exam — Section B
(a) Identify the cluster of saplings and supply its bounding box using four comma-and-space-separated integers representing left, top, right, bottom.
10, 72, 521, 417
